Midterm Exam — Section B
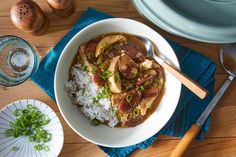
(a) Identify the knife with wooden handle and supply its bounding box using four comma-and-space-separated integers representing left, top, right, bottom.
169, 75, 234, 157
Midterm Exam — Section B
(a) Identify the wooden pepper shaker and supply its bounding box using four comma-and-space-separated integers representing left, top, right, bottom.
47, 0, 76, 17
10, 0, 49, 35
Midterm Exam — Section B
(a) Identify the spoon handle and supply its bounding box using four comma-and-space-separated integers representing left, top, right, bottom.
162, 62, 208, 99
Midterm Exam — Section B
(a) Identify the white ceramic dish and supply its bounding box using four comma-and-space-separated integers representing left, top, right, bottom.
0, 99, 64, 157
132, 0, 236, 43
54, 18, 181, 147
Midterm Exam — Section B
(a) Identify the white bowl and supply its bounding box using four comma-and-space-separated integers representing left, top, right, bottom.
54, 18, 181, 147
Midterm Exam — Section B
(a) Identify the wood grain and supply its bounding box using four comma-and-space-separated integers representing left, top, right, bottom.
0, 1, 235, 157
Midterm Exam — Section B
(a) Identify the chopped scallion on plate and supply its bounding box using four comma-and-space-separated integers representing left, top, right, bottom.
4, 105, 51, 151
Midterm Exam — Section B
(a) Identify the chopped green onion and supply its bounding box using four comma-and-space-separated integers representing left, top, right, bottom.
46, 133, 52, 141
40, 115, 50, 125
22, 109, 30, 114
34, 144, 43, 151
83, 66, 87, 71
100, 70, 111, 80
99, 60, 110, 70
112, 108, 117, 117
138, 85, 145, 92
28, 136, 34, 142
114, 72, 120, 81
4, 105, 52, 151
44, 145, 50, 151
94, 85, 111, 102
4, 129, 13, 137
126, 94, 133, 103
13, 109, 22, 117
132, 108, 140, 117
27, 104, 33, 109
96, 56, 103, 65
80, 88, 86, 95
91, 119, 100, 126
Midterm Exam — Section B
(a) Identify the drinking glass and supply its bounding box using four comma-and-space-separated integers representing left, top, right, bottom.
0, 35, 39, 86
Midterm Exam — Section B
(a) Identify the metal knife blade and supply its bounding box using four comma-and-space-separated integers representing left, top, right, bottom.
196, 75, 234, 127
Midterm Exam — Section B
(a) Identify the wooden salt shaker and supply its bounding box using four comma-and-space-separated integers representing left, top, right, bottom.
10, 0, 49, 35
47, 0, 76, 17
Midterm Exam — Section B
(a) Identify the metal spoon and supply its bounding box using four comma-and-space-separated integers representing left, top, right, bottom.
169, 43, 236, 157
136, 36, 208, 99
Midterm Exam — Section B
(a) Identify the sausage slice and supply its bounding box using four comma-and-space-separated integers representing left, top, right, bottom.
118, 54, 139, 80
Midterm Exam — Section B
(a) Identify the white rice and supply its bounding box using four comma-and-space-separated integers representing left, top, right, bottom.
66, 64, 118, 127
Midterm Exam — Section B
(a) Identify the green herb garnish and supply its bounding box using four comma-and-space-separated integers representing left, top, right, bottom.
112, 108, 117, 117
4, 105, 51, 151
132, 108, 140, 117
80, 88, 85, 95
126, 94, 133, 103
13, 109, 22, 117
99, 60, 110, 71
93, 85, 111, 104
95, 88, 110, 101
96, 56, 103, 65
114, 72, 120, 81
91, 118, 100, 126
138, 85, 145, 92
44, 145, 50, 151
100, 70, 111, 80
83, 66, 87, 71
34, 144, 43, 151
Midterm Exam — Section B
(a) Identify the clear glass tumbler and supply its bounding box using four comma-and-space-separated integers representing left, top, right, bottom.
0, 35, 39, 86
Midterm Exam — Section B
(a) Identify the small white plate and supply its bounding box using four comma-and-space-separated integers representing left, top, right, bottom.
0, 99, 64, 157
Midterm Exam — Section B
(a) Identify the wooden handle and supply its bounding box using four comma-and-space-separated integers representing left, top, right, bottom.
162, 62, 208, 99
169, 124, 201, 157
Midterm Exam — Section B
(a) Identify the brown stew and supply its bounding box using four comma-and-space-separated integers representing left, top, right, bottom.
73, 33, 165, 127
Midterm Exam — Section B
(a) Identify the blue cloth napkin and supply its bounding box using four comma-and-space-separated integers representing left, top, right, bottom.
31, 8, 217, 157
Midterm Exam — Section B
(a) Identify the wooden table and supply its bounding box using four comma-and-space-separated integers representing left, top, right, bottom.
1, 1, 236, 157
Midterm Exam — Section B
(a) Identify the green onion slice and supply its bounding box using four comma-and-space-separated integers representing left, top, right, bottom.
126, 94, 133, 103
91, 119, 100, 126
138, 85, 145, 92
13, 109, 22, 117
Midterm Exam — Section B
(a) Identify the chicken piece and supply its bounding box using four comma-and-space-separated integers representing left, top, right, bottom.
137, 96, 157, 116
108, 56, 122, 93
139, 59, 153, 71
95, 35, 126, 57
136, 69, 157, 86
111, 93, 125, 107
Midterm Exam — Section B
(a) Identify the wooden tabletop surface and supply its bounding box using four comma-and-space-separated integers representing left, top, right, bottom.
1, 1, 236, 157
